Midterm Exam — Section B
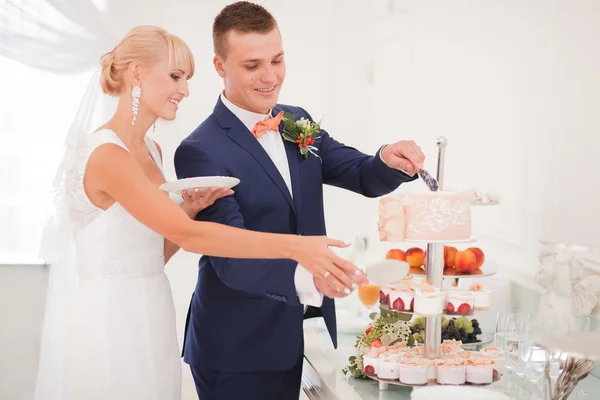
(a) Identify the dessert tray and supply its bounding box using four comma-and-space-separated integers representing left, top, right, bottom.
365, 137, 501, 391
366, 370, 500, 387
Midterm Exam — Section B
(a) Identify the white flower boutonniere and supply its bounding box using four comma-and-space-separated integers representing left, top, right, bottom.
281, 112, 321, 160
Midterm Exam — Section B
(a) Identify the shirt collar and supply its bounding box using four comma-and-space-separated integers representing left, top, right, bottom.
220, 92, 273, 133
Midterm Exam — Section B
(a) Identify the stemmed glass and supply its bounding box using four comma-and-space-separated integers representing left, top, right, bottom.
520, 316, 552, 398
503, 313, 530, 395
357, 283, 381, 316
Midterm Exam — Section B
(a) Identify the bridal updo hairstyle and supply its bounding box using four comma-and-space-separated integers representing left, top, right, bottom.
100, 26, 195, 96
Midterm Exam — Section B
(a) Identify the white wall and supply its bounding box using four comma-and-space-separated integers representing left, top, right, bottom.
108, 0, 600, 337
107, 0, 600, 275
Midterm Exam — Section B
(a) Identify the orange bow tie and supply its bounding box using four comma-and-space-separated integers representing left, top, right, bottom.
251, 111, 283, 138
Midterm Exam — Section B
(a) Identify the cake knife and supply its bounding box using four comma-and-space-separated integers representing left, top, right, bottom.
417, 169, 439, 192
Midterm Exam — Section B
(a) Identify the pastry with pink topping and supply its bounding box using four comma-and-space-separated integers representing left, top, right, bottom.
479, 346, 505, 371
446, 291, 474, 316
362, 348, 385, 376
399, 358, 432, 385
466, 358, 495, 384
389, 287, 415, 312
377, 352, 401, 380
442, 339, 463, 352
469, 283, 492, 310
413, 284, 446, 315
379, 285, 392, 305
436, 359, 466, 385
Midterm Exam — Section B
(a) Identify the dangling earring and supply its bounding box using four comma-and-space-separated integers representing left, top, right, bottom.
131, 85, 141, 125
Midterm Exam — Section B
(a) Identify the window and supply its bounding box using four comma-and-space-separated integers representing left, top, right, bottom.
0, 57, 94, 264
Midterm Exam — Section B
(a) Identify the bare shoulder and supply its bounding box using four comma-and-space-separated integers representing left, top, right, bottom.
87, 143, 139, 182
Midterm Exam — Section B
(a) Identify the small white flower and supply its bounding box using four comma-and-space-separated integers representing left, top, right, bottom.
296, 118, 310, 130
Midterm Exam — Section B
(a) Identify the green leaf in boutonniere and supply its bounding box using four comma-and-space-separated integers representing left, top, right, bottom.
281, 112, 322, 160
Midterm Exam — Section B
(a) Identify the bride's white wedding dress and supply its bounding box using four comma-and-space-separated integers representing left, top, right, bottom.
36, 129, 181, 400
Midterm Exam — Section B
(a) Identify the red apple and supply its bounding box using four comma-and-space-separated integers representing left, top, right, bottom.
455, 250, 477, 273
386, 249, 406, 261
406, 247, 424, 268
466, 247, 485, 269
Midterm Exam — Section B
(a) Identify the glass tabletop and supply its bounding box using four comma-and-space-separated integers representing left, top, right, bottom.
302, 271, 600, 399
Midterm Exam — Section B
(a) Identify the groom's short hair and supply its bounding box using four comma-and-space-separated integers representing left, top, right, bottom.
213, 1, 278, 59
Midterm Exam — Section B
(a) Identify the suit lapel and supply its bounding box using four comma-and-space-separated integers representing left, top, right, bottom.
275, 107, 302, 219
214, 99, 295, 213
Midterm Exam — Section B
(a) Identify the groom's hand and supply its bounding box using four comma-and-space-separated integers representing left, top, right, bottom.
380, 140, 425, 176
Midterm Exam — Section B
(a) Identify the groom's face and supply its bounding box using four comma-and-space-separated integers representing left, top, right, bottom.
214, 28, 286, 114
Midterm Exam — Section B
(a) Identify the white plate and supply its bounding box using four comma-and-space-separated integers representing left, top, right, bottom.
403, 238, 477, 244
159, 176, 240, 194
365, 259, 410, 286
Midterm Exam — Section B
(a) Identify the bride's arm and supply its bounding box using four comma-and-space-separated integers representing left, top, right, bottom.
85, 143, 361, 292
164, 188, 232, 264
151, 140, 232, 264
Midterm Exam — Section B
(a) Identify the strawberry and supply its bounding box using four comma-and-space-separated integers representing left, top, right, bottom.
370, 339, 383, 348
447, 302, 455, 314
364, 365, 375, 376
392, 297, 405, 311
365, 326, 372, 335
458, 303, 472, 315
379, 290, 388, 304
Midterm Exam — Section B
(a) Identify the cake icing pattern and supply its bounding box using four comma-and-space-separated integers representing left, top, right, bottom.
378, 192, 472, 242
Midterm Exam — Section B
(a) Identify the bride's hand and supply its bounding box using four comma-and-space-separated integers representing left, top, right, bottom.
180, 187, 234, 218
293, 236, 369, 294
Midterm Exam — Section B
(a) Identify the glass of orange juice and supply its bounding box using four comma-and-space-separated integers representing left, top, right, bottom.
358, 283, 380, 309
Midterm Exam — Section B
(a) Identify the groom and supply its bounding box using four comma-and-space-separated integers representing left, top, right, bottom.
174, 2, 425, 399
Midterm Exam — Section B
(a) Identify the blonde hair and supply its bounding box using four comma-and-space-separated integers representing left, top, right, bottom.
100, 26, 195, 95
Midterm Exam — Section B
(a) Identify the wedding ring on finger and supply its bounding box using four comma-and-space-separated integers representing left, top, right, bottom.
323, 271, 331, 278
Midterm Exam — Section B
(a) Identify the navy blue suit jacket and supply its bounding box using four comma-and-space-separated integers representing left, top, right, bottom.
174, 97, 415, 372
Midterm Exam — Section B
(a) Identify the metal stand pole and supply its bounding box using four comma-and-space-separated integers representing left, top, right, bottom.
424, 137, 447, 359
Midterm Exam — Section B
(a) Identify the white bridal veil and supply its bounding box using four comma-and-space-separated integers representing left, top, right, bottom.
0, 0, 121, 397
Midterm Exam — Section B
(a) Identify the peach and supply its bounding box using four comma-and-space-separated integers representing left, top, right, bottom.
466, 247, 485, 268
406, 247, 424, 268
444, 246, 457, 268
386, 249, 406, 261
455, 250, 477, 273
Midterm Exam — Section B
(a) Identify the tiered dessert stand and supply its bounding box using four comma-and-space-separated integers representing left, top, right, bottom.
372, 137, 499, 391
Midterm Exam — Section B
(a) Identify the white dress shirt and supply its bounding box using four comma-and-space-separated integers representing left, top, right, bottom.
220, 93, 324, 308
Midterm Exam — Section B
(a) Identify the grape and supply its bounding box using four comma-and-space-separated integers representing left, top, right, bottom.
448, 319, 455, 327
442, 319, 449, 329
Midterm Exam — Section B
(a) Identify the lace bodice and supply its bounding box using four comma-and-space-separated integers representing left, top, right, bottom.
65, 129, 163, 232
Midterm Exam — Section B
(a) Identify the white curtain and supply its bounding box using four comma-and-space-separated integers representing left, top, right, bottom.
0, 0, 118, 263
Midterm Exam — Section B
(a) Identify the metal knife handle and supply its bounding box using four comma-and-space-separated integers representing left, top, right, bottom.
435, 136, 448, 191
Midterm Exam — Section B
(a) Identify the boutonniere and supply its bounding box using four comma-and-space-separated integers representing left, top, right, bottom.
281, 112, 321, 160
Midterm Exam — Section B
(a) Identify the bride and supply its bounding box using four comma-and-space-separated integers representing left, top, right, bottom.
34, 26, 366, 400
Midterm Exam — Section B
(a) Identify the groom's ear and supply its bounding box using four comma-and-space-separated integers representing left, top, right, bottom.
213, 56, 226, 78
